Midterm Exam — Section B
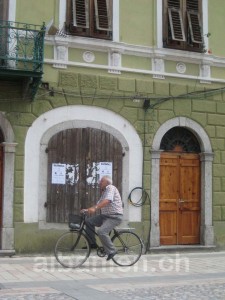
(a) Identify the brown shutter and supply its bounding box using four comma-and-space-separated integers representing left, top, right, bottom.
187, 0, 203, 44
167, 0, 186, 42
72, 0, 89, 28
168, 0, 180, 9
187, 11, 202, 43
164, 0, 203, 51
186, 0, 199, 11
168, 7, 186, 41
94, 0, 112, 31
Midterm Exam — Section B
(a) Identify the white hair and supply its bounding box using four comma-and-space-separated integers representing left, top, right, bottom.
102, 175, 113, 185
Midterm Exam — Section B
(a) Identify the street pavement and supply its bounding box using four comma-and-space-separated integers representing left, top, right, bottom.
0, 250, 225, 299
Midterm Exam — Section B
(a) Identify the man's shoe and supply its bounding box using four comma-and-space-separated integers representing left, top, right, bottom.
106, 251, 117, 261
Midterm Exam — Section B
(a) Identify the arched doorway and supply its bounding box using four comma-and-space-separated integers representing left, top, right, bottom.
46, 127, 123, 223
0, 130, 4, 248
24, 106, 143, 226
159, 127, 201, 245
150, 117, 214, 249
0, 112, 16, 253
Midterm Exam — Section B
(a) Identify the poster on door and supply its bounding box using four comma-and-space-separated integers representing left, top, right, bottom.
52, 163, 66, 184
99, 162, 112, 180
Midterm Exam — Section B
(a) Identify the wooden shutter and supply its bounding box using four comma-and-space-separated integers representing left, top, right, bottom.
167, 0, 185, 42
168, 7, 185, 41
187, 0, 203, 44
164, 0, 203, 51
72, 0, 89, 28
94, 0, 112, 31
187, 11, 202, 43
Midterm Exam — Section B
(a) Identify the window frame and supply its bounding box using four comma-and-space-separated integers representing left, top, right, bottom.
66, 0, 113, 40
163, 0, 204, 52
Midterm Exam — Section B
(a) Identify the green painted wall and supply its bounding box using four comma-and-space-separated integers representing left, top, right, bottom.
165, 61, 199, 77
208, 0, 225, 57
122, 55, 152, 70
2, 69, 224, 252
13, 0, 225, 59
119, 0, 154, 46
2, 0, 225, 253
16, 0, 56, 26
69, 49, 108, 65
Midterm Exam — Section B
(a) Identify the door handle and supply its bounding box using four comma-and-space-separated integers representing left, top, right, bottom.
178, 199, 185, 211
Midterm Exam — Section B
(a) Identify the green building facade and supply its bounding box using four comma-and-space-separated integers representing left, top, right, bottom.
1, 0, 225, 254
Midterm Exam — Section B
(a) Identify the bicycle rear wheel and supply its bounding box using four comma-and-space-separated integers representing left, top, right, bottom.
54, 231, 90, 268
111, 231, 143, 266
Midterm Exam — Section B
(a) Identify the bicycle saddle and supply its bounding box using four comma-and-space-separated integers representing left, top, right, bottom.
69, 222, 80, 230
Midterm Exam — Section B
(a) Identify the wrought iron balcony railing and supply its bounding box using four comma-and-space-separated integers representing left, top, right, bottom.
0, 20, 45, 73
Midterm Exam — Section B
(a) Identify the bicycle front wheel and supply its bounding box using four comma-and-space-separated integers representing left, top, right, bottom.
54, 231, 90, 268
112, 231, 143, 266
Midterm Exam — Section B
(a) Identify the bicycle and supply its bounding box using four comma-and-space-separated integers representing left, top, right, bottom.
54, 212, 143, 268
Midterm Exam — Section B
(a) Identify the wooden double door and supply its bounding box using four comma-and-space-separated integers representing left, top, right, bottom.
0, 146, 3, 248
46, 128, 123, 223
159, 152, 201, 245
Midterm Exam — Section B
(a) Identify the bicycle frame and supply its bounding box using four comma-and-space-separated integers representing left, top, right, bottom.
55, 213, 143, 268
70, 214, 101, 249
70, 214, 123, 251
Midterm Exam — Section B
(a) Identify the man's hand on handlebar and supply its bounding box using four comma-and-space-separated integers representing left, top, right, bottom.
80, 207, 96, 215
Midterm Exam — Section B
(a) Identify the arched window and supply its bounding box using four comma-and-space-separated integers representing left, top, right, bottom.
160, 126, 201, 153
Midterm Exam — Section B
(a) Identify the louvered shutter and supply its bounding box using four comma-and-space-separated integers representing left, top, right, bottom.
168, 0, 186, 42
72, 0, 89, 28
94, 0, 112, 31
168, 7, 186, 41
187, 0, 203, 44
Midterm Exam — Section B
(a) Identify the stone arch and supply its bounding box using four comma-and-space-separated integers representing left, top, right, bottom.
24, 106, 143, 227
0, 113, 16, 252
150, 117, 214, 248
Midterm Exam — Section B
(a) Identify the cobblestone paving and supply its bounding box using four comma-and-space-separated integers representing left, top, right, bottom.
107, 281, 225, 300
0, 294, 74, 300
1, 252, 225, 299
0, 287, 76, 300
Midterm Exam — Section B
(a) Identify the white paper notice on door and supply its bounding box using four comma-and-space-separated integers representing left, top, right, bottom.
52, 163, 66, 184
99, 162, 112, 180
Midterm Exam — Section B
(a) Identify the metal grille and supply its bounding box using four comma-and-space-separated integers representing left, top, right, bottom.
0, 20, 45, 72
160, 127, 201, 153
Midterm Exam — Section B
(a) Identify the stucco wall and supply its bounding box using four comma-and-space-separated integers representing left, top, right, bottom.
2, 0, 225, 253
2, 69, 224, 252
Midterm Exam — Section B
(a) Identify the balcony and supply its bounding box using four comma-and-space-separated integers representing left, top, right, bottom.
0, 20, 45, 100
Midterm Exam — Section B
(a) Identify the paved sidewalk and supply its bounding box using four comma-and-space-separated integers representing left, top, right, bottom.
0, 251, 225, 299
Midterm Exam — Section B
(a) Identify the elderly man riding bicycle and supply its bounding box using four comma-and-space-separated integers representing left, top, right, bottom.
81, 175, 123, 261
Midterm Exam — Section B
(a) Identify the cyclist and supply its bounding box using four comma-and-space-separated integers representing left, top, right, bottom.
81, 175, 123, 261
